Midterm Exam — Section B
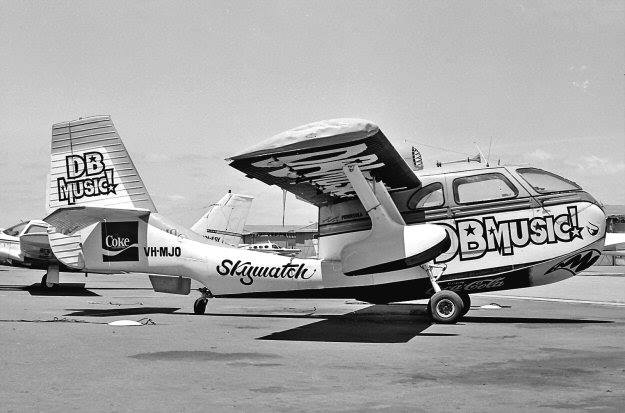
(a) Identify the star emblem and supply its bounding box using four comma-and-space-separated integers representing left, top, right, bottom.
465, 225, 476, 236
488, 228, 495, 235
89, 155, 97, 163
570, 226, 583, 240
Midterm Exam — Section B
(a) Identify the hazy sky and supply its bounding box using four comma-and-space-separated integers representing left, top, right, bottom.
1, 1, 623, 227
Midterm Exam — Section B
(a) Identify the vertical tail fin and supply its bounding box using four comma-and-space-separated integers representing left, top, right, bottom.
48, 116, 156, 214
191, 192, 253, 246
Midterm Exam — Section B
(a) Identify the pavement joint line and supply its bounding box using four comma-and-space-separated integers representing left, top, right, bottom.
475, 294, 625, 307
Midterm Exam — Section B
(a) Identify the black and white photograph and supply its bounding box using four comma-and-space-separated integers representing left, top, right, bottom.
1, 1, 624, 411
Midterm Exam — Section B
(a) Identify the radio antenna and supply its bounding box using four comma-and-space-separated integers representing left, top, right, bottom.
486, 137, 493, 167
474, 142, 487, 167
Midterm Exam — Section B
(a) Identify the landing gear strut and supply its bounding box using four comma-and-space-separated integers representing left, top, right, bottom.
40, 264, 60, 289
422, 262, 465, 324
193, 287, 213, 315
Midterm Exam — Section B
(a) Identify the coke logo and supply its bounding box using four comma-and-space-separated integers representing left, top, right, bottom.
105, 235, 130, 249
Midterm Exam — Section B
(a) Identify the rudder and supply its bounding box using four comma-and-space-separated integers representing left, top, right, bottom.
48, 116, 156, 214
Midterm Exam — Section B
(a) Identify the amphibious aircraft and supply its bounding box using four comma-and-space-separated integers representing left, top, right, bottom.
44, 116, 606, 323
1, 190, 252, 287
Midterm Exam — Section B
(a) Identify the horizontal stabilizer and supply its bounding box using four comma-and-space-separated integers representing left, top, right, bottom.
47, 230, 86, 270
228, 119, 420, 206
44, 206, 151, 271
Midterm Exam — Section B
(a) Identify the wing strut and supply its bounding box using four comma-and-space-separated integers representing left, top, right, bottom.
339, 164, 449, 276
342, 164, 405, 227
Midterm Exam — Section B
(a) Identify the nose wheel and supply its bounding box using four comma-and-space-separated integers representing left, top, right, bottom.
193, 287, 212, 315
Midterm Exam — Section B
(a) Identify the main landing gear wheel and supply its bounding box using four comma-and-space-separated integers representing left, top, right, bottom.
193, 287, 213, 315
428, 290, 464, 324
193, 298, 207, 315
459, 293, 471, 317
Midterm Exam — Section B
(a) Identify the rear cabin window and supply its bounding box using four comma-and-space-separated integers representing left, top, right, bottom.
517, 168, 581, 194
407, 183, 444, 210
453, 173, 518, 204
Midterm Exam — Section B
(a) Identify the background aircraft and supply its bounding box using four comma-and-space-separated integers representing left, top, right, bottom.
603, 233, 625, 257
0, 220, 54, 268
43, 116, 606, 324
239, 241, 302, 257
191, 191, 252, 246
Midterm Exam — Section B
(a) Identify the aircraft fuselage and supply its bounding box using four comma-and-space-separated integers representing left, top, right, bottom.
64, 165, 606, 303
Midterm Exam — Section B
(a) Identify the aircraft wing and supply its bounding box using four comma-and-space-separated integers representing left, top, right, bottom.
228, 119, 421, 206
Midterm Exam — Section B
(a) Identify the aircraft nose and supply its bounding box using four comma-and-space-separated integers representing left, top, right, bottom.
581, 201, 607, 241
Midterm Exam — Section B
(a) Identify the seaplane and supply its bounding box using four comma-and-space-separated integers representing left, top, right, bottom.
1, 189, 252, 288
43, 116, 607, 324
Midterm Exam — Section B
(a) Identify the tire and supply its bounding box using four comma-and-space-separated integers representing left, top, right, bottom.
429, 290, 464, 324
193, 298, 207, 315
459, 293, 471, 317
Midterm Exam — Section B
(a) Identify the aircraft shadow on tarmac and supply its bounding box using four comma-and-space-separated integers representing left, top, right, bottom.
64, 307, 181, 317
204, 304, 450, 343
0, 283, 100, 296
203, 304, 614, 343
462, 316, 613, 324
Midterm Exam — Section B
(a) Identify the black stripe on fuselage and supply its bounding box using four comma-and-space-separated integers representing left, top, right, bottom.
344, 235, 452, 276
213, 263, 535, 303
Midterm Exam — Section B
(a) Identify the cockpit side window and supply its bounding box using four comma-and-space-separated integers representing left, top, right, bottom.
517, 167, 581, 194
407, 183, 445, 210
453, 173, 518, 204
2, 222, 28, 237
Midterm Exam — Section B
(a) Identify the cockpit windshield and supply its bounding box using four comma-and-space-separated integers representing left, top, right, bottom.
2, 222, 28, 237
517, 168, 581, 194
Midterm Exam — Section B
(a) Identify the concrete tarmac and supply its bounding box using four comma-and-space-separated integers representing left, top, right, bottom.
1, 266, 624, 412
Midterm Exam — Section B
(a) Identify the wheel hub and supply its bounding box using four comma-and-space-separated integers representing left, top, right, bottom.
436, 298, 455, 318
